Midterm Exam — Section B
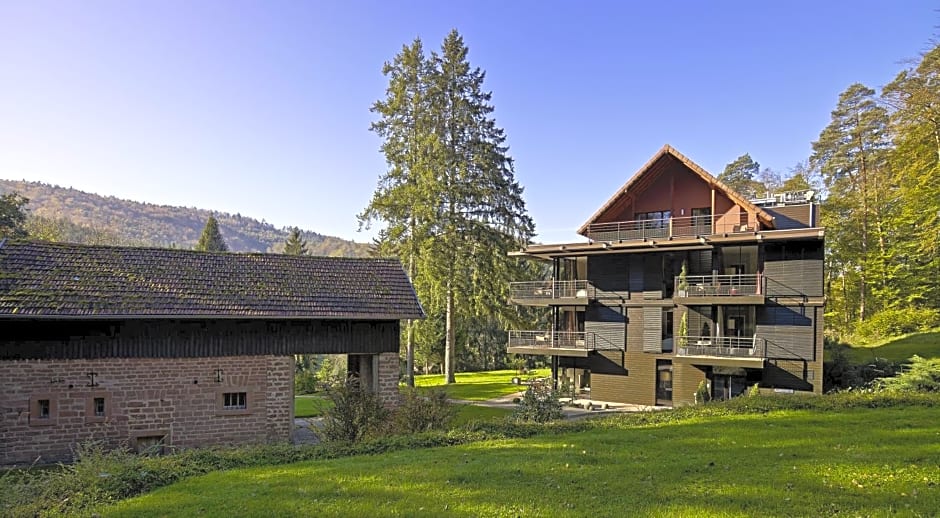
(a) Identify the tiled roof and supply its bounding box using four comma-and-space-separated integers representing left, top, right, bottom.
0, 240, 424, 320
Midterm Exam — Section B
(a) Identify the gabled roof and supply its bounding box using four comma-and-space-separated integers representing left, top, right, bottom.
577, 144, 775, 235
0, 240, 425, 320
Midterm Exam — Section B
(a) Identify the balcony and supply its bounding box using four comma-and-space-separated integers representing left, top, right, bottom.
675, 335, 766, 368
675, 274, 767, 304
507, 330, 597, 357
585, 215, 759, 243
508, 280, 596, 306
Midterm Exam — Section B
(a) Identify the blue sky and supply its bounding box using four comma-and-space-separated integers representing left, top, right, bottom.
0, 1, 935, 244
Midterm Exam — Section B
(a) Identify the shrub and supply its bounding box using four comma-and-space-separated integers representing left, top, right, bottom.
392, 387, 457, 434
694, 380, 710, 404
824, 342, 900, 392
747, 383, 760, 397
320, 377, 389, 442
854, 307, 940, 342
512, 382, 563, 422
877, 355, 940, 393
294, 370, 319, 395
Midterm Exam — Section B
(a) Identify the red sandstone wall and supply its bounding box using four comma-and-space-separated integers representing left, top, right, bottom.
0, 355, 294, 465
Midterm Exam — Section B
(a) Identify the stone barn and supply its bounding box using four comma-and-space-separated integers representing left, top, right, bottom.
0, 240, 423, 465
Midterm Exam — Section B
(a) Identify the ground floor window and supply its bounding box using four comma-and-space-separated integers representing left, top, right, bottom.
223, 392, 247, 410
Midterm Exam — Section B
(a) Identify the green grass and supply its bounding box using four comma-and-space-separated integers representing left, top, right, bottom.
104, 403, 940, 517
294, 395, 332, 418
413, 369, 549, 401
451, 404, 513, 427
841, 328, 940, 363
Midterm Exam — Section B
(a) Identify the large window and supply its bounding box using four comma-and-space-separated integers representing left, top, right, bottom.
637, 210, 671, 228
662, 308, 674, 352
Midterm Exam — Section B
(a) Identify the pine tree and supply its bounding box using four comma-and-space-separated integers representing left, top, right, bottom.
0, 191, 29, 239
195, 215, 228, 252
284, 227, 308, 255
719, 154, 762, 197
362, 30, 535, 384
811, 83, 894, 328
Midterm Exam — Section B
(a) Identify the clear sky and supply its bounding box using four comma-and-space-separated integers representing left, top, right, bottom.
0, 1, 935, 244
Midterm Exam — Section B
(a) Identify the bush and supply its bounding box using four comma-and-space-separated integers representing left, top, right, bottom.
392, 387, 457, 434
320, 377, 389, 442
512, 382, 563, 422
294, 370, 319, 395
694, 380, 710, 404
876, 355, 940, 393
824, 342, 900, 392
854, 307, 940, 342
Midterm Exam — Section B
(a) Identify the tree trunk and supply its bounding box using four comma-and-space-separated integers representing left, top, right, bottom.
405, 247, 416, 387
444, 279, 456, 384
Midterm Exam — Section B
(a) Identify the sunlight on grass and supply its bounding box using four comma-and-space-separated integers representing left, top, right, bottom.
104, 405, 940, 517
293, 395, 332, 418
843, 329, 940, 362
413, 368, 549, 401
451, 404, 512, 427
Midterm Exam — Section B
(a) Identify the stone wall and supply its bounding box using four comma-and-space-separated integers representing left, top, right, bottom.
0, 355, 293, 466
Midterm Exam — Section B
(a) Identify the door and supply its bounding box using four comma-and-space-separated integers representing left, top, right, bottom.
655, 360, 673, 406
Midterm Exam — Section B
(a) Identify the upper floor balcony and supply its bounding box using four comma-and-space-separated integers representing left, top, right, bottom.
584, 215, 760, 243
507, 330, 620, 357
675, 274, 768, 304
675, 335, 766, 368
508, 280, 596, 306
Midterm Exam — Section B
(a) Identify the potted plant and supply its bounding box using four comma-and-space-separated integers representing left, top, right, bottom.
677, 260, 689, 297
677, 310, 688, 350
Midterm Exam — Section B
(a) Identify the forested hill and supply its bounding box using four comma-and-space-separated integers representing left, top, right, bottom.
0, 179, 372, 257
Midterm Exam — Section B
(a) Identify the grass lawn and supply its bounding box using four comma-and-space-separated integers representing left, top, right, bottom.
451, 404, 513, 427
840, 328, 940, 363
413, 369, 549, 401
294, 395, 332, 418
104, 404, 940, 517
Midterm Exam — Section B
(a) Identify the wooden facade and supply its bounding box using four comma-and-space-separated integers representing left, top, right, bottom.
510, 145, 825, 406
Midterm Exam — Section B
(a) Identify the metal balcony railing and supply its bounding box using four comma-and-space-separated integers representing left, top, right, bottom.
508, 330, 595, 351
675, 274, 765, 297
509, 280, 595, 302
676, 335, 766, 358
585, 215, 760, 242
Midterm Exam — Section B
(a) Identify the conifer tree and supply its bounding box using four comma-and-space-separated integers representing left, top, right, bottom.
362, 30, 535, 384
812, 83, 893, 327
284, 227, 308, 255
719, 154, 762, 197
195, 215, 228, 252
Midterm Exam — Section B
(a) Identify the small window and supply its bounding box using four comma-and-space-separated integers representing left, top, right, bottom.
223, 392, 247, 410
94, 397, 106, 417
37, 399, 50, 419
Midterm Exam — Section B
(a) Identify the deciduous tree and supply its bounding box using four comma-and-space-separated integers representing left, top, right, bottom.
0, 191, 29, 239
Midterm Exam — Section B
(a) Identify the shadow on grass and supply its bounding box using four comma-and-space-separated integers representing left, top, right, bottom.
106, 406, 940, 517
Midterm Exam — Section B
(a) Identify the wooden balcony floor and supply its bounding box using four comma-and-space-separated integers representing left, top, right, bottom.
507, 345, 591, 357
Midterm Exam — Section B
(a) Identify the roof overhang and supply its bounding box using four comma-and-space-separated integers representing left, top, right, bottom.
577, 145, 777, 235
513, 228, 824, 260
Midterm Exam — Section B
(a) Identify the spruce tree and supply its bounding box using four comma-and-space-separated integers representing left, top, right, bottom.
362, 30, 535, 384
195, 215, 228, 252
284, 227, 308, 255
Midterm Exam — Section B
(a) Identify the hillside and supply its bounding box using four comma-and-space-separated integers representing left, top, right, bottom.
0, 179, 371, 257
